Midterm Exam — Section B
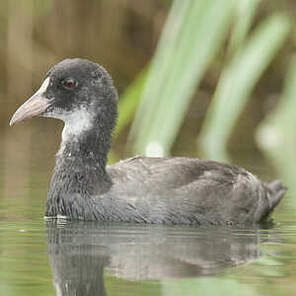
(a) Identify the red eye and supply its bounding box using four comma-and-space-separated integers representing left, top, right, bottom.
63, 78, 77, 89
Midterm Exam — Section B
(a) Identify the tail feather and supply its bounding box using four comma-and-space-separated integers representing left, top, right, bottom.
266, 179, 287, 210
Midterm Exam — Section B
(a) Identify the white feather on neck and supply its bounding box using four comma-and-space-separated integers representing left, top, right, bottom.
61, 108, 93, 141
53, 107, 94, 155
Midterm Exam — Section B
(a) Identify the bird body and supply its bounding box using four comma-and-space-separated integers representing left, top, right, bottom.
10, 58, 286, 225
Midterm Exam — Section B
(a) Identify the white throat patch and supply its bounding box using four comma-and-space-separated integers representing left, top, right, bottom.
61, 108, 93, 141
55, 107, 94, 155
48, 106, 95, 157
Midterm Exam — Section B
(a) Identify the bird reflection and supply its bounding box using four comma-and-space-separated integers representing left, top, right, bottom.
46, 220, 263, 296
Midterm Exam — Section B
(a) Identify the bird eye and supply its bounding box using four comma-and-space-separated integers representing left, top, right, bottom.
62, 78, 77, 89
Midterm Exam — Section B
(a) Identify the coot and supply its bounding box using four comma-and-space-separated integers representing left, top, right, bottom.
10, 58, 286, 224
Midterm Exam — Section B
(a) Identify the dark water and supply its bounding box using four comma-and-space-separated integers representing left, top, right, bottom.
0, 125, 296, 296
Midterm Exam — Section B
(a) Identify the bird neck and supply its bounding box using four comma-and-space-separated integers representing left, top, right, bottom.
58, 127, 110, 180
49, 110, 116, 197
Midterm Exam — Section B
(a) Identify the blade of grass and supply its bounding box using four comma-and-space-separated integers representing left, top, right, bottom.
130, 0, 193, 151
130, 0, 234, 156
199, 13, 290, 161
108, 69, 148, 163
228, 0, 261, 53
115, 69, 148, 137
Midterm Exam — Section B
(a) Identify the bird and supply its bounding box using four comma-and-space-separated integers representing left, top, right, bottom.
9, 58, 286, 225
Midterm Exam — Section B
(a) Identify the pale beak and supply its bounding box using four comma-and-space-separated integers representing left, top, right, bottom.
9, 77, 52, 126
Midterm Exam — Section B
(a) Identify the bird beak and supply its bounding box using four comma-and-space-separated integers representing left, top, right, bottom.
10, 77, 52, 126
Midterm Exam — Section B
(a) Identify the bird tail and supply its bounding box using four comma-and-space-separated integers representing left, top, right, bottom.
266, 179, 287, 210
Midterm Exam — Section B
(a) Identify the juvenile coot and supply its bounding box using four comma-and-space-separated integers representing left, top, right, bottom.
10, 58, 286, 225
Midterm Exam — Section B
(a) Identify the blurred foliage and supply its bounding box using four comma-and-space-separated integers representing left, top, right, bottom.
130, 0, 234, 156
200, 13, 290, 161
116, 69, 148, 136
228, 0, 261, 54
127, 0, 291, 162
256, 56, 296, 200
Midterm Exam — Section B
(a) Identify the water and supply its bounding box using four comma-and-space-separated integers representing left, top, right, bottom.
0, 125, 296, 296
1, 219, 296, 296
